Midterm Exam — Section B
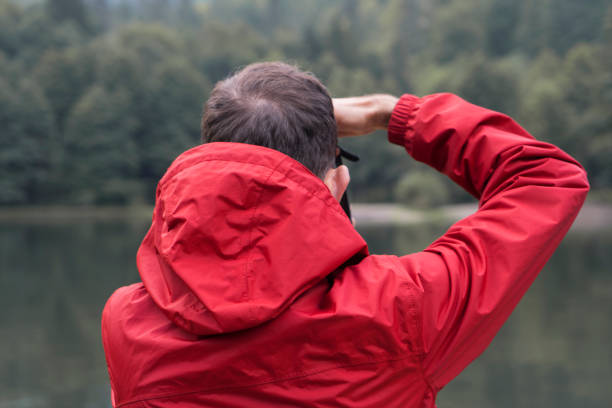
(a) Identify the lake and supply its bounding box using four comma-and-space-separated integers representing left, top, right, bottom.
0, 212, 610, 407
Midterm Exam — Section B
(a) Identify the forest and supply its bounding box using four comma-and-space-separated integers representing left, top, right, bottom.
1, 0, 611, 206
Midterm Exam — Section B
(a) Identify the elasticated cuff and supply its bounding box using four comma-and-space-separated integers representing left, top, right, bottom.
387, 94, 420, 150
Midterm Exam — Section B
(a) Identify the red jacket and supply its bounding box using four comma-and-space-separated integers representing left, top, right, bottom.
102, 93, 589, 407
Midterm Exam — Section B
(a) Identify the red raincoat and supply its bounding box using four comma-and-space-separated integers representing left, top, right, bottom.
102, 93, 589, 407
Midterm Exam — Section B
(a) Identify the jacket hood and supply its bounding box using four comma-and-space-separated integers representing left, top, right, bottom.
137, 142, 368, 336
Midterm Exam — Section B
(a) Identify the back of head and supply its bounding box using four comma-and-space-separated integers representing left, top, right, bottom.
201, 62, 337, 178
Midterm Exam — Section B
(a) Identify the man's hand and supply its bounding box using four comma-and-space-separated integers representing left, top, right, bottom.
333, 94, 399, 137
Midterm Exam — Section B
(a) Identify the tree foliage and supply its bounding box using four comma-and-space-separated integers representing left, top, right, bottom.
0, 77, 54, 204
64, 85, 139, 204
0, 0, 610, 205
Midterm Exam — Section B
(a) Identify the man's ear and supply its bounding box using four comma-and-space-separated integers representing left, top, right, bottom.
323, 165, 350, 202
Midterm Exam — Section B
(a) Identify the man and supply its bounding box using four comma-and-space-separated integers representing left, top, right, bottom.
102, 62, 589, 407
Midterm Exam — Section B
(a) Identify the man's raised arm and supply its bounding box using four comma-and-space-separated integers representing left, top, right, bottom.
335, 93, 589, 390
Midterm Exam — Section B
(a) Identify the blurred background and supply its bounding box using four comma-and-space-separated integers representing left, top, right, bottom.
0, 0, 611, 407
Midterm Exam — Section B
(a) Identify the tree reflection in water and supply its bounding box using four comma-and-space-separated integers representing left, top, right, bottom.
0, 219, 610, 407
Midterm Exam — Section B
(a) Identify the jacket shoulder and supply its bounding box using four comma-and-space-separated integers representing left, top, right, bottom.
102, 283, 146, 319
330, 254, 425, 356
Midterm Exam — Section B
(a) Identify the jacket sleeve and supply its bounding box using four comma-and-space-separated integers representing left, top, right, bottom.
387, 93, 589, 390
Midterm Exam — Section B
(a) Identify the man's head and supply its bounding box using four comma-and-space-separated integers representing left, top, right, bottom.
201, 62, 349, 201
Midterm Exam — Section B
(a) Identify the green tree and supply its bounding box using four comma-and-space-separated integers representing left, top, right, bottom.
514, 0, 552, 57
93, 47, 144, 94
33, 47, 95, 131
136, 59, 210, 194
518, 50, 568, 143
376, 0, 429, 86
63, 85, 139, 204
562, 44, 612, 190
545, 0, 609, 54
0, 0, 22, 57
485, 0, 519, 56
431, 0, 487, 63
0, 78, 55, 204
563, 44, 606, 114
113, 23, 186, 68
458, 55, 520, 115
47, 0, 89, 30
394, 171, 450, 209
2, 0, 611, 205
188, 21, 267, 83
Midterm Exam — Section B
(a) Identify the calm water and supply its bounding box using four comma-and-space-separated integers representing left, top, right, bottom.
0, 216, 610, 408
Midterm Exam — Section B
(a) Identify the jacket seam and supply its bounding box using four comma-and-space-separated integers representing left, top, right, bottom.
423, 243, 539, 387
115, 353, 420, 407
166, 157, 348, 218
242, 158, 286, 304
101, 304, 117, 400
401, 268, 435, 394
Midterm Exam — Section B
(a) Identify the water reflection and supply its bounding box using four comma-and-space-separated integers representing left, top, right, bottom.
0, 220, 610, 407
0, 221, 145, 408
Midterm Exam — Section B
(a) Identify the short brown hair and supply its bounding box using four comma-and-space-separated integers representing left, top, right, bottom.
201, 62, 337, 177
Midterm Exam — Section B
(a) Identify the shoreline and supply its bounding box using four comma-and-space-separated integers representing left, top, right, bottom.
352, 203, 612, 231
0, 203, 609, 231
